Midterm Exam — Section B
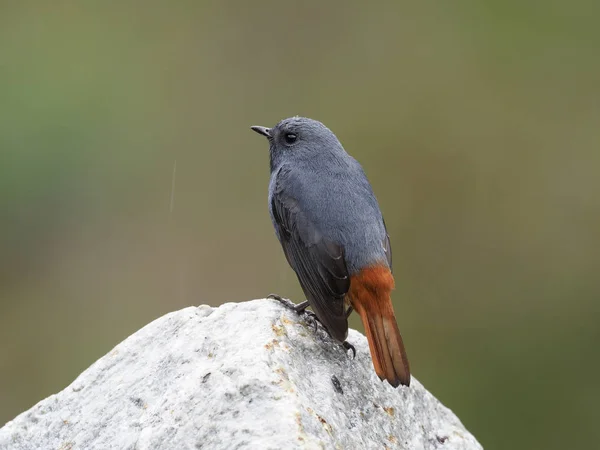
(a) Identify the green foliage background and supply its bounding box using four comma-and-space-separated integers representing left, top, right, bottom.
1, 2, 599, 448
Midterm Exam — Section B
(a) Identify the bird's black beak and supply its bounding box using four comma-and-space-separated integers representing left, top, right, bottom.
250, 126, 271, 138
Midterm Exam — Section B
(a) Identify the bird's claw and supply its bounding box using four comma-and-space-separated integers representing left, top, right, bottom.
342, 341, 356, 359
267, 294, 326, 335
303, 310, 321, 334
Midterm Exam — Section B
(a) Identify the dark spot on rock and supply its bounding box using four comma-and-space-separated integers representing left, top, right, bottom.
331, 375, 343, 394
437, 435, 449, 444
240, 384, 252, 396
202, 373, 211, 383
129, 397, 145, 408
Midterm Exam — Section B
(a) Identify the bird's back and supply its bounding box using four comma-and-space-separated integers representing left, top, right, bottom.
270, 156, 388, 275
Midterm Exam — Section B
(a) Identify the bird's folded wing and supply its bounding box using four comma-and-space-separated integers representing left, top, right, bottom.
271, 168, 350, 341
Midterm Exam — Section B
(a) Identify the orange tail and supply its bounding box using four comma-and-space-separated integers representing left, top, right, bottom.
348, 265, 410, 387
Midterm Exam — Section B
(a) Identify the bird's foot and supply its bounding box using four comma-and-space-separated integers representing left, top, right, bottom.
267, 295, 351, 354
302, 309, 322, 334
267, 294, 323, 334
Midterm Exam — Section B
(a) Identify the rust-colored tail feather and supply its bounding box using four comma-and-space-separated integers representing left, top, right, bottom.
349, 266, 410, 387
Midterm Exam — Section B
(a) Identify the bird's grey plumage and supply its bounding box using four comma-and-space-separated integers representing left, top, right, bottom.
259, 117, 393, 341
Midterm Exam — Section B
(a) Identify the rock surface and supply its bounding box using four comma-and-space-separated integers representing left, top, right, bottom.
0, 299, 482, 450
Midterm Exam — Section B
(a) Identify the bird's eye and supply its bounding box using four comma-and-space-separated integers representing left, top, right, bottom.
284, 133, 297, 145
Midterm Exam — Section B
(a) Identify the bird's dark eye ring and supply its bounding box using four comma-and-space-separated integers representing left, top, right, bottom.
284, 133, 297, 145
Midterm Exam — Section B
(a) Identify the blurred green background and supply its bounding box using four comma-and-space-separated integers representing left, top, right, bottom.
1, 2, 599, 448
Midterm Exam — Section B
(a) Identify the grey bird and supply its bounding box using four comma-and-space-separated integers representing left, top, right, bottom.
251, 117, 410, 387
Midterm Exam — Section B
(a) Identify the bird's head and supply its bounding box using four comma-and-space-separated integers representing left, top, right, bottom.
251, 116, 346, 171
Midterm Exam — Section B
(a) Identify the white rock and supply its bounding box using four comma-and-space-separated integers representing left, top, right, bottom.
0, 299, 482, 450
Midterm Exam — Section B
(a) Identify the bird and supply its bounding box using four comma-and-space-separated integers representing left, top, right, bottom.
251, 116, 410, 387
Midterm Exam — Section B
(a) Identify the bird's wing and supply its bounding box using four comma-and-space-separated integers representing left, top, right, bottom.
271, 168, 350, 341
